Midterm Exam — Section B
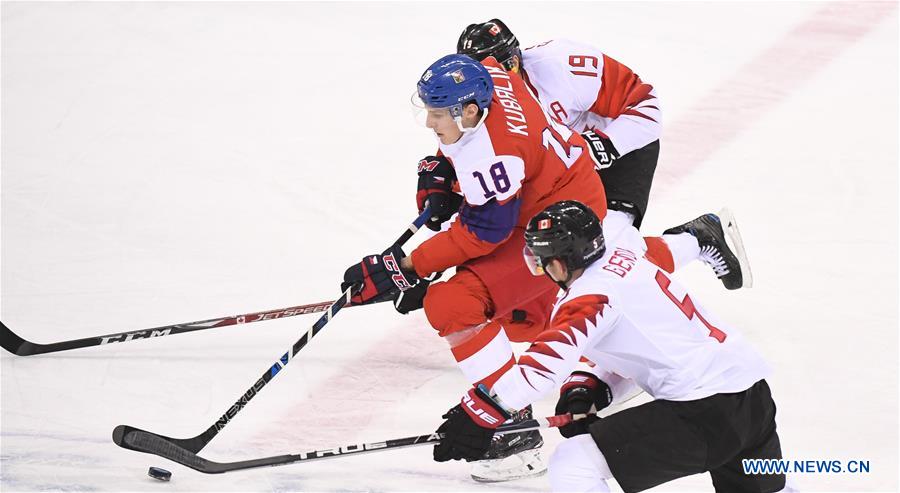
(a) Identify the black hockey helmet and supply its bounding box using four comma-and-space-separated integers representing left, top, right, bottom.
456, 19, 522, 72
524, 201, 606, 280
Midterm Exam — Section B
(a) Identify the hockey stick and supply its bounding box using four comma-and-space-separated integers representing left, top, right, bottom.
114, 412, 584, 474
0, 298, 389, 357
0, 212, 432, 357
112, 209, 431, 455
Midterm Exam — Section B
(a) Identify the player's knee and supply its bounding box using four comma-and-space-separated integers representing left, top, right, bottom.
549, 436, 612, 493
423, 280, 489, 337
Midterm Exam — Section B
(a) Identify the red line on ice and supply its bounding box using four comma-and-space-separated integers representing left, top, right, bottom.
655, 1, 897, 193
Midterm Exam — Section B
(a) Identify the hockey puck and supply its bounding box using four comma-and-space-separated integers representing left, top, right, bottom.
148, 466, 172, 481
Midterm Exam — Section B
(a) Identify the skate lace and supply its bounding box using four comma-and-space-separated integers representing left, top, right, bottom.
699, 245, 730, 277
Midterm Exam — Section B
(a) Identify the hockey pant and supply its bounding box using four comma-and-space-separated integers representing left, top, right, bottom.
550, 379, 788, 493
599, 139, 659, 229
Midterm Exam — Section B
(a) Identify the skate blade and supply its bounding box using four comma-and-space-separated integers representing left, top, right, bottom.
470, 449, 547, 482
717, 208, 754, 288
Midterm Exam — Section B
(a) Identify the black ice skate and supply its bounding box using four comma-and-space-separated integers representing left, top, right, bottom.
470, 405, 547, 482
663, 208, 753, 290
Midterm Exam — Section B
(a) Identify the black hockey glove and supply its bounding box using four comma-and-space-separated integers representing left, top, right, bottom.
393, 271, 442, 315
340, 244, 420, 305
582, 129, 620, 170
416, 156, 464, 232
554, 371, 612, 438
433, 386, 511, 463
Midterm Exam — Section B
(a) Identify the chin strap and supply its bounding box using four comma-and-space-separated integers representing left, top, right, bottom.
455, 107, 490, 134
545, 270, 572, 292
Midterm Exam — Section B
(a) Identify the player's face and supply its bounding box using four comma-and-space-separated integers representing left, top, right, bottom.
425, 107, 463, 145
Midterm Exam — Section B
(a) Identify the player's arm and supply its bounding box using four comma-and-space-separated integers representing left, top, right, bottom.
432, 293, 619, 462
490, 294, 619, 411
583, 54, 661, 162
408, 155, 526, 277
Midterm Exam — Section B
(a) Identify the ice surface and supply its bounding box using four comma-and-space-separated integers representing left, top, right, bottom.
2, 2, 897, 492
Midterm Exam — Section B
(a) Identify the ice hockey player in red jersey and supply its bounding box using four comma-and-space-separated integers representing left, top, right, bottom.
342, 53, 606, 480
456, 19, 752, 290
433, 200, 791, 493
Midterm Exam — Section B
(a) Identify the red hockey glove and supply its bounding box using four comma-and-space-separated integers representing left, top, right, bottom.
433, 386, 511, 462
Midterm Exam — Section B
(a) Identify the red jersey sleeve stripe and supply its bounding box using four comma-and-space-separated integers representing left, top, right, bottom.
518, 354, 554, 376
479, 356, 516, 388
527, 341, 564, 359
590, 54, 656, 119
622, 108, 659, 123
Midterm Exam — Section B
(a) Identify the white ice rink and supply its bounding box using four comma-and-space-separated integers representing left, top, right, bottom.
2, 2, 898, 491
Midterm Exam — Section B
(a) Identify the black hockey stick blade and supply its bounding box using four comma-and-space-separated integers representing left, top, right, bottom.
113, 425, 224, 472
111, 209, 434, 458
0, 320, 32, 355
112, 284, 357, 455
113, 424, 416, 474
113, 425, 209, 455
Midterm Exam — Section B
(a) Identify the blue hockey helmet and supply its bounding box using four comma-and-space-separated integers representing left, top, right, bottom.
416, 54, 493, 119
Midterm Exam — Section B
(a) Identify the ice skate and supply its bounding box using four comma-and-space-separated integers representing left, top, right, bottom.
663, 208, 753, 289
470, 405, 547, 482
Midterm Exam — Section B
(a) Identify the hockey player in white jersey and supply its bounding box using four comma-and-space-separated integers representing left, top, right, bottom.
432, 201, 788, 492
457, 19, 752, 290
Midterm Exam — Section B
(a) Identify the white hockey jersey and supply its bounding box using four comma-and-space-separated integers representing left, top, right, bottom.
521, 39, 661, 157
491, 223, 770, 410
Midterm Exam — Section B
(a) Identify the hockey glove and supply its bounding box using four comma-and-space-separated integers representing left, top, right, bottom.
416, 156, 464, 232
340, 244, 420, 305
393, 271, 442, 315
582, 129, 620, 170
433, 386, 511, 462
554, 371, 612, 438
